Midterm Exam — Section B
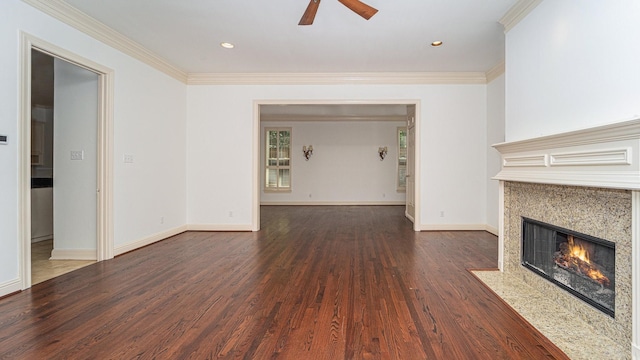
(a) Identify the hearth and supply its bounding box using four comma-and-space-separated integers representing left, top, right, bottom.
521, 217, 615, 317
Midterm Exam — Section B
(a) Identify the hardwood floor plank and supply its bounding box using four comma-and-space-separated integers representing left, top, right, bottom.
0, 206, 568, 359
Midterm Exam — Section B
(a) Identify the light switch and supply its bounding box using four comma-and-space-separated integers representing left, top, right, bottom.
70, 150, 84, 160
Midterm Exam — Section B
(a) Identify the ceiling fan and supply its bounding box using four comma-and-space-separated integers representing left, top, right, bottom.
299, 0, 378, 25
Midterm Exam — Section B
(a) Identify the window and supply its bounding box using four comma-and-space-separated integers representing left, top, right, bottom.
397, 127, 407, 191
265, 128, 291, 191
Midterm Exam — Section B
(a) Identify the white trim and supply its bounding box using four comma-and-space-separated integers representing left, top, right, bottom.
189, 72, 487, 85
114, 225, 188, 256
503, 154, 548, 167
420, 224, 491, 231
0, 278, 22, 298
21, 0, 187, 83
485, 224, 499, 236
494, 118, 640, 153
498, 180, 505, 271
252, 102, 261, 231
19, 33, 114, 290
50, 249, 97, 261
254, 99, 421, 233
494, 170, 640, 190
260, 201, 406, 206
633, 191, 640, 360
549, 148, 631, 167
499, 0, 544, 33
187, 224, 254, 232
405, 211, 415, 223
493, 118, 640, 190
260, 114, 408, 122
485, 61, 505, 83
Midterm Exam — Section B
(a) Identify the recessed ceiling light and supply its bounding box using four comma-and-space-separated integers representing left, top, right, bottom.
220, 42, 235, 49
431, 41, 443, 47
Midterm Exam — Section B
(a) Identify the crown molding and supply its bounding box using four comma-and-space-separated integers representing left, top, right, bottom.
22, 0, 188, 83
187, 72, 488, 85
485, 61, 505, 83
499, 0, 544, 33
260, 113, 407, 122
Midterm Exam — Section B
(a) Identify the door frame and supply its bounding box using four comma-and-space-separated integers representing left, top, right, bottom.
252, 99, 421, 231
19, 32, 114, 289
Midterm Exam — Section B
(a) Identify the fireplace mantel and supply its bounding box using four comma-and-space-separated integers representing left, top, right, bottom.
493, 118, 640, 190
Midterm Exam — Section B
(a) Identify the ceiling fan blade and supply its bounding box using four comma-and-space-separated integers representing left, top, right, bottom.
299, 0, 321, 25
338, 0, 378, 20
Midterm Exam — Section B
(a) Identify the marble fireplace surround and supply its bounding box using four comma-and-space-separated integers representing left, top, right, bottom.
492, 118, 640, 358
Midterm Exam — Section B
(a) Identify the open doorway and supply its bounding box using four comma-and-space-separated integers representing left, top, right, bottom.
30, 50, 99, 284
20, 33, 114, 289
252, 101, 420, 231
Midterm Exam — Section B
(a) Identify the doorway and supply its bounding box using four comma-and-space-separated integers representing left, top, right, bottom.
252, 101, 421, 231
19, 33, 114, 289
30, 50, 100, 284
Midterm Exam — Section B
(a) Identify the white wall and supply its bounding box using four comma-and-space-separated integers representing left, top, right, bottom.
187, 84, 488, 229
0, 0, 187, 295
505, 0, 640, 141
260, 120, 406, 204
486, 73, 505, 232
52, 58, 98, 258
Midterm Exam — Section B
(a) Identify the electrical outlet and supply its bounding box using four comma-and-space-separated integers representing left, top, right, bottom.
229, 211, 233, 217
440, 211, 445, 217
123, 154, 134, 163
160, 216, 164, 224
309, 194, 312, 198
382, 193, 386, 198
70, 150, 84, 160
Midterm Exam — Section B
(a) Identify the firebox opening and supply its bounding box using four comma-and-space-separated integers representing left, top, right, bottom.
521, 217, 615, 317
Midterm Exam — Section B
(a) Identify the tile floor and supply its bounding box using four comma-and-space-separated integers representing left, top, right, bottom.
31, 239, 95, 285
472, 270, 628, 360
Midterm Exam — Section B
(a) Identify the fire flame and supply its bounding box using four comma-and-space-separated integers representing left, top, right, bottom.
568, 236, 590, 263
556, 235, 610, 287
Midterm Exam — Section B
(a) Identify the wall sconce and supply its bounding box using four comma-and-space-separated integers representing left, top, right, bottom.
303, 145, 313, 160
378, 146, 388, 161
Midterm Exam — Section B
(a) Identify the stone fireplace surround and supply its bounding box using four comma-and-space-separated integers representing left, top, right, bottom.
490, 118, 640, 359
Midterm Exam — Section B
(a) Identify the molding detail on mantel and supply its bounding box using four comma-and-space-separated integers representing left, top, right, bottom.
499, 0, 544, 33
493, 118, 640, 190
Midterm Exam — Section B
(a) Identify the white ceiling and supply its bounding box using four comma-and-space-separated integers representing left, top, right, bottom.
61, 0, 517, 74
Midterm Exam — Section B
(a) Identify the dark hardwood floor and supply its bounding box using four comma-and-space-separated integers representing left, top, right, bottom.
0, 206, 567, 359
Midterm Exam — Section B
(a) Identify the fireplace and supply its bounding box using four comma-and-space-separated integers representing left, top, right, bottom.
491, 120, 640, 356
521, 217, 615, 317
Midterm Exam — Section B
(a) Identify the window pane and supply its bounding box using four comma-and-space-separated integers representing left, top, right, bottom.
398, 127, 407, 190
398, 166, 407, 188
278, 168, 290, 188
266, 168, 277, 188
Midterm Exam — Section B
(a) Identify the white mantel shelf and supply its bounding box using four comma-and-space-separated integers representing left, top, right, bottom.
493, 118, 640, 190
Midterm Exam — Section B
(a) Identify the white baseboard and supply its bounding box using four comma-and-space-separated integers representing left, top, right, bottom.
0, 278, 22, 298
114, 225, 188, 256
420, 224, 491, 232
50, 249, 97, 260
261, 201, 406, 206
633, 342, 640, 360
187, 224, 253, 231
484, 225, 499, 236
49, 249, 98, 260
